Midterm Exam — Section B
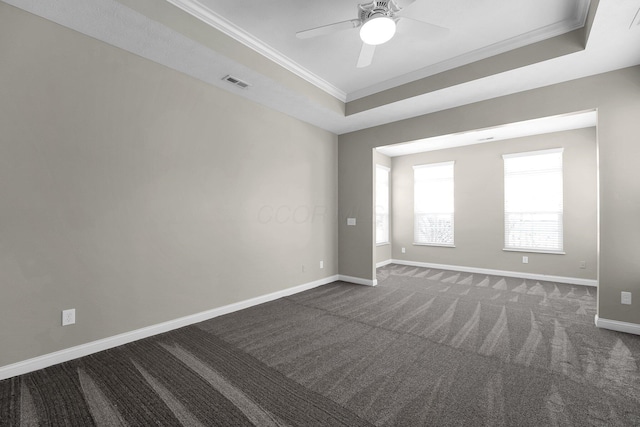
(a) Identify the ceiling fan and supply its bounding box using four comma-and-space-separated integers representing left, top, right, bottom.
296, 0, 449, 68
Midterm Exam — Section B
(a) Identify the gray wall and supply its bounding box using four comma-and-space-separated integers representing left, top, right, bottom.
374, 151, 392, 265
0, 4, 338, 367
338, 66, 640, 326
390, 128, 597, 280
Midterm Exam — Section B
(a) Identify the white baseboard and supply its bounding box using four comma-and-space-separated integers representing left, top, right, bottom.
595, 315, 640, 336
376, 259, 393, 268
338, 274, 377, 287
389, 259, 598, 287
0, 274, 340, 381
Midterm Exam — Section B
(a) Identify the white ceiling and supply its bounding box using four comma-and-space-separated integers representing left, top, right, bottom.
186, 0, 590, 100
3, 0, 640, 135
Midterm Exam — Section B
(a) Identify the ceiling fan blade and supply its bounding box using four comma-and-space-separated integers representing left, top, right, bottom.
296, 19, 361, 39
394, 0, 417, 8
357, 43, 376, 68
399, 17, 449, 38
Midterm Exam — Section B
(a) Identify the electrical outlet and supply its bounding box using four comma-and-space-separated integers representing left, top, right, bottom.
401, 247, 406, 254
320, 260, 324, 269
62, 309, 76, 326
522, 256, 529, 264
579, 261, 586, 269
621, 291, 632, 305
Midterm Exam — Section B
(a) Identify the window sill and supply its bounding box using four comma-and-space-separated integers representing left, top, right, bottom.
376, 242, 390, 247
413, 243, 456, 248
503, 248, 565, 255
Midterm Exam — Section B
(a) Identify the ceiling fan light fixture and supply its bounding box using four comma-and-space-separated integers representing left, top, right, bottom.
359, 16, 396, 45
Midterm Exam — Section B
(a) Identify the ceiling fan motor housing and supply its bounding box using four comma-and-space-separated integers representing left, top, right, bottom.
358, 1, 401, 22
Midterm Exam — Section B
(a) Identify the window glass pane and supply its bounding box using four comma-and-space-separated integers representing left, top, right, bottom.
376, 166, 389, 244
504, 150, 563, 252
414, 162, 454, 245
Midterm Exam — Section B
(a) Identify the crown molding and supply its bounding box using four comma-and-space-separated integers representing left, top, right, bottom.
165, 0, 347, 102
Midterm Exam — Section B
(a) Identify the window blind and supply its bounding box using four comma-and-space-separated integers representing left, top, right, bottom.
503, 148, 563, 252
414, 161, 454, 246
376, 165, 390, 244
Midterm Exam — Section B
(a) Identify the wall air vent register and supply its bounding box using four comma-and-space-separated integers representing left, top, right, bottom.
222, 75, 251, 89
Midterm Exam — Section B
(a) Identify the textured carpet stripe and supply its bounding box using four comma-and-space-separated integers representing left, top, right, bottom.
22, 364, 95, 426
286, 283, 343, 303
441, 273, 460, 283
283, 323, 375, 385
301, 286, 361, 311
478, 306, 511, 361
77, 368, 127, 426
200, 299, 315, 345
550, 319, 580, 378
603, 338, 640, 402
477, 276, 491, 287
162, 344, 284, 427
485, 373, 507, 427
19, 379, 37, 427
448, 302, 481, 350
514, 311, 544, 367
492, 278, 508, 290
172, 327, 374, 427
420, 298, 458, 341
413, 268, 431, 278
359, 292, 416, 324
392, 296, 436, 331
317, 332, 411, 403
330, 288, 399, 316
132, 362, 206, 427
0, 377, 20, 426
427, 271, 444, 280
339, 335, 434, 416
243, 316, 356, 368
457, 274, 473, 285
80, 350, 183, 426
124, 337, 254, 426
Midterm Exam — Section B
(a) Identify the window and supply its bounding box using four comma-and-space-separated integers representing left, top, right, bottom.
503, 148, 564, 253
414, 161, 454, 246
376, 165, 390, 245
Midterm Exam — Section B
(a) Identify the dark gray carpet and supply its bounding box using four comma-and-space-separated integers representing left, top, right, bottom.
2, 264, 640, 426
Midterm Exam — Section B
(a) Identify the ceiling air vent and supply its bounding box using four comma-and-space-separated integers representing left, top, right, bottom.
222, 75, 251, 89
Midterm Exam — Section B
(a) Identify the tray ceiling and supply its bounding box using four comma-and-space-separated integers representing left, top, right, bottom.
171, 0, 590, 100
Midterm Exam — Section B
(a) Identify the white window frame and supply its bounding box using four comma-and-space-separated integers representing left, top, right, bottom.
503, 148, 565, 254
375, 165, 390, 245
413, 161, 455, 247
